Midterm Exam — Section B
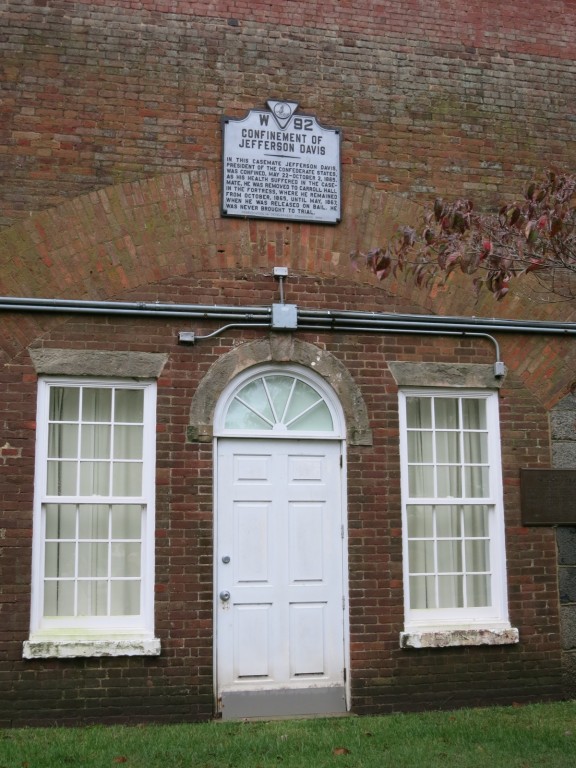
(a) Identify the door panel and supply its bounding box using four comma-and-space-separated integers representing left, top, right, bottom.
216, 439, 346, 718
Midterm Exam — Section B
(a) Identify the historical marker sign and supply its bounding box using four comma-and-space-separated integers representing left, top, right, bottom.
222, 100, 341, 224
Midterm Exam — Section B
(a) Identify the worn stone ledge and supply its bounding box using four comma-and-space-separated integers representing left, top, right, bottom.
23, 638, 161, 659
400, 627, 519, 649
29, 348, 168, 379
388, 362, 505, 389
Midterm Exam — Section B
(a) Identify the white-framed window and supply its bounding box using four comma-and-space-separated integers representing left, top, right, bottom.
25, 378, 159, 658
398, 389, 513, 642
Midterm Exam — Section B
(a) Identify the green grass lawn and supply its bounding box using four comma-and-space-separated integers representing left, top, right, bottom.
1, 701, 575, 768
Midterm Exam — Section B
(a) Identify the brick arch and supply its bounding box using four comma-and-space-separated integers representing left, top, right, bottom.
0, 169, 575, 407
187, 335, 372, 446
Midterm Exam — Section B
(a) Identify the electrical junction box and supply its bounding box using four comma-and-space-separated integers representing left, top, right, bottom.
272, 303, 297, 330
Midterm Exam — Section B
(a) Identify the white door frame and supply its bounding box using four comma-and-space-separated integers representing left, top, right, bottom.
212, 364, 350, 718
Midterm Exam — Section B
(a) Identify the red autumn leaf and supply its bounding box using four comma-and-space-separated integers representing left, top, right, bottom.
113, 758, 128, 764
333, 746, 351, 755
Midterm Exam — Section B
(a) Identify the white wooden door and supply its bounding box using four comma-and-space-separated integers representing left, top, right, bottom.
216, 438, 346, 719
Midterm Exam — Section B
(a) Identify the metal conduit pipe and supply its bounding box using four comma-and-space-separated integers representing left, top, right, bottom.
297, 308, 576, 335
298, 322, 504, 371
0, 295, 575, 357
0, 296, 271, 319
1, 294, 575, 335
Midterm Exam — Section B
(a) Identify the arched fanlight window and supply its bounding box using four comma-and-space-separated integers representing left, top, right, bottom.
215, 366, 344, 437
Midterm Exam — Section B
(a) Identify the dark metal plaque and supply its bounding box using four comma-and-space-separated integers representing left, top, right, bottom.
520, 468, 576, 525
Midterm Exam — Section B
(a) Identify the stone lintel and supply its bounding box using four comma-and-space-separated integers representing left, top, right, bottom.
388, 362, 504, 389
29, 348, 168, 379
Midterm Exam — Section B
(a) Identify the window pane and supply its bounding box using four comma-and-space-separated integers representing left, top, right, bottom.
49, 387, 79, 421
48, 424, 78, 459
112, 462, 142, 496
44, 580, 74, 616
234, 379, 274, 423
408, 465, 434, 497
78, 504, 109, 539
81, 424, 111, 459
111, 505, 141, 539
462, 398, 486, 429
463, 505, 489, 537
78, 543, 109, 577
264, 376, 293, 421
285, 381, 324, 424
408, 540, 434, 573
47, 460, 77, 495
114, 425, 143, 459
436, 431, 460, 463
79, 461, 110, 495
438, 575, 463, 607
467, 574, 491, 607
46, 504, 76, 539
77, 580, 108, 616
407, 505, 434, 538
45, 542, 75, 578
288, 401, 333, 431
435, 505, 461, 537
111, 581, 140, 615
465, 466, 489, 497
437, 465, 461, 497
82, 388, 112, 422
435, 398, 459, 429
111, 542, 141, 577
225, 398, 273, 430
407, 431, 433, 463
410, 575, 436, 608
115, 389, 144, 423
463, 431, 488, 463
406, 397, 431, 429
465, 539, 490, 572
437, 541, 462, 572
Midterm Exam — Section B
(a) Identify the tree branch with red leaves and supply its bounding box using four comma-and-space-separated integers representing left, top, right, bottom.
352, 171, 576, 300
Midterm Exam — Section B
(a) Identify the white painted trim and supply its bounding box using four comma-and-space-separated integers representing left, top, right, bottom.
28, 378, 158, 652
398, 388, 510, 633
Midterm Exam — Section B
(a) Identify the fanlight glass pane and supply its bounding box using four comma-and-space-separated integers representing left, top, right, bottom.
265, 375, 293, 420
288, 402, 333, 431
225, 374, 334, 432
225, 398, 273, 430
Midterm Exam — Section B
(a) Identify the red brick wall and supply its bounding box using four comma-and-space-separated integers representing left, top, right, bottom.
1, 0, 575, 228
0, 0, 573, 725
0, 276, 564, 725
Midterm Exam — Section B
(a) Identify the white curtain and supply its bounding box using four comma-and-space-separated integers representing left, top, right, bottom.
406, 396, 491, 610
44, 386, 143, 618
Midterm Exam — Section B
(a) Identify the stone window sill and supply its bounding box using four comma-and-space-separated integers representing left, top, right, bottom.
400, 627, 519, 649
23, 638, 161, 659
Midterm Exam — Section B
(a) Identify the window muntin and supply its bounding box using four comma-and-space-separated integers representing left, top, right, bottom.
400, 390, 508, 629
223, 372, 334, 434
31, 379, 156, 637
